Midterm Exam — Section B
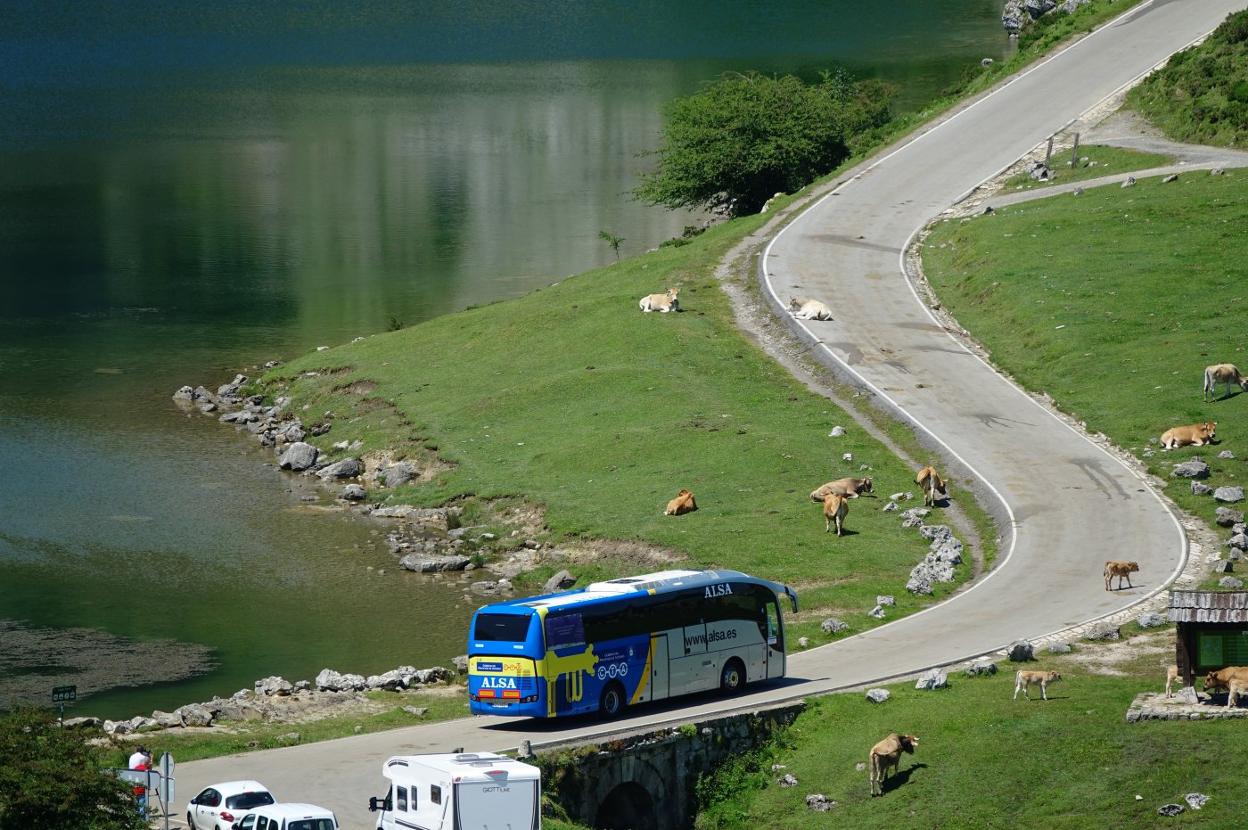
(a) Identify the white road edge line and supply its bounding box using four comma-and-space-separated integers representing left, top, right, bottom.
759, 0, 1202, 656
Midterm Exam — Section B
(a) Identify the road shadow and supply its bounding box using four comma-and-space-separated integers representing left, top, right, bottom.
881, 762, 927, 795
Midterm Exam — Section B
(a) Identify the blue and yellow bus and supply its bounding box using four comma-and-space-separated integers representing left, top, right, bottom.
467, 569, 798, 718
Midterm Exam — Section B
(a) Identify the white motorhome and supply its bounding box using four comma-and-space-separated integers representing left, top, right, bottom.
369, 752, 541, 830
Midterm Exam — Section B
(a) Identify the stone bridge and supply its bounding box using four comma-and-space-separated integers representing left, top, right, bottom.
536, 702, 804, 830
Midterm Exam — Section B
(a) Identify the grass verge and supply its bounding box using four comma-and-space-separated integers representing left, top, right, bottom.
1004, 144, 1174, 191
101, 689, 466, 765
921, 168, 1248, 570
694, 629, 1241, 829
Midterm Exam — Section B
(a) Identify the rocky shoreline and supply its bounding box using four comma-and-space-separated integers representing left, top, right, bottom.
67, 661, 469, 737
1001, 0, 1093, 35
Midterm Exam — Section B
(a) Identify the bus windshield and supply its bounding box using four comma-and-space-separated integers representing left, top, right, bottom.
473, 613, 532, 642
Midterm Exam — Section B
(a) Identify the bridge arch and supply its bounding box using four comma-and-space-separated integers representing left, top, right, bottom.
594, 781, 656, 830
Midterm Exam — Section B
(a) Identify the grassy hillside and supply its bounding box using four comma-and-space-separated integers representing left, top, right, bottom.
922, 169, 1248, 548
266, 210, 983, 646
696, 630, 1241, 829
1128, 9, 1248, 147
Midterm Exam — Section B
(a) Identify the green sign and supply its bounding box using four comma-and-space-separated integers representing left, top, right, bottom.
1197, 630, 1248, 667
51, 685, 77, 703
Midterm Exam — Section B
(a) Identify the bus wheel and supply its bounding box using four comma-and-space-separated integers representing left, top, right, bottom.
720, 659, 746, 694
600, 682, 626, 718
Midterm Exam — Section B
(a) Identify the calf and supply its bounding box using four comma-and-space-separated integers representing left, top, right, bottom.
1203, 363, 1248, 401
788, 296, 834, 321
1014, 669, 1062, 701
915, 465, 947, 507
639, 287, 680, 313
809, 477, 873, 503
823, 493, 849, 536
1204, 666, 1248, 708
1160, 421, 1216, 450
868, 733, 918, 796
664, 489, 697, 516
1103, 560, 1140, 591
1165, 664, 1179, 699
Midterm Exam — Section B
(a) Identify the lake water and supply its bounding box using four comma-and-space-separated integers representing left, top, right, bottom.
0, 1, 1009, 717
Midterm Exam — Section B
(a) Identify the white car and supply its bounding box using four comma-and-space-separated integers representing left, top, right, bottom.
231, 803, 339, 830
186, 780, 276, 830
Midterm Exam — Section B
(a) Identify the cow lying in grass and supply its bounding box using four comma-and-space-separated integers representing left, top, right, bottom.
1160, 421, 1216, 450
1103, 560, 1140, 591
809, 477, 873, 503
1204, 666, 1248, 708
823, 493, 849, 536
915, 466, 946, 507
1203, 363, 1248, 401
664, 489, 697, 516
639, 287, 680, 313
868, 733, 918, 796
1013, 669, 1062, 701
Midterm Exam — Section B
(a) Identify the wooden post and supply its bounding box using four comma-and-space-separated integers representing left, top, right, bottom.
1070, 132, 1081, 168
1044, 136, 1054, 167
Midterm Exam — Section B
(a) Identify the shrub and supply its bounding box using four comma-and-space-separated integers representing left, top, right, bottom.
635, 71, 894, 217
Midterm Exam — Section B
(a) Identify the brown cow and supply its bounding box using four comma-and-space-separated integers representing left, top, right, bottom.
868, 733, 918, 796
1160, 421, 1216, 450
1014, 669, 1062, 701
1103, 560, 1140, 591
1203, 666, 1248, 708
823, 493, 849, 536
915, 466, 947, 507
664, 489, 697, 516
809, 477, 874, 503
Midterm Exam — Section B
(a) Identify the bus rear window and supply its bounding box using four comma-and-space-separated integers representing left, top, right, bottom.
474, 613, 532, 642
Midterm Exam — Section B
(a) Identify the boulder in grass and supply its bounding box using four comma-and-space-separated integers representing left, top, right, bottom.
1215, 507, 1243, 527
317, 458, 362, 480
821, 618, 849, 635
1085, 622, 1120, 641
1192, 482, 1212, 496
543, 570, 577, 593
1046, 641, 1072, 655
1007, 641, 1034, 662
1219, 576, 1244, 589
914, 668, 948, 690
1215, 486, 1245, 504
1136, 612, 1166, 629
865, 688, 890, 703
805, 794, 835, 812
1171, 459, 1210, 479
965, 658, 997, 677
1157, 804, 1184, 817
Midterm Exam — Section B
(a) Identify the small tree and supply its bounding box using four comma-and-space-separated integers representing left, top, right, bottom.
598, 230, 625, 261
0, 708, 147, 830
635, 70, 894, 217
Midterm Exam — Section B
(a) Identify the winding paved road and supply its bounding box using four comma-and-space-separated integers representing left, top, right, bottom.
174, 3, 1245, 827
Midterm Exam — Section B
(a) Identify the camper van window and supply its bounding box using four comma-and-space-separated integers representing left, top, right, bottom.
410, 785, 418, 809
397, 785, 408, 811
473, 613, 532, 642
431, 784, 442, 805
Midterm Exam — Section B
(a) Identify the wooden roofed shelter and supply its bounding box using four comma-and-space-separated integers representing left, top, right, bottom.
1169, 590, 1248, 688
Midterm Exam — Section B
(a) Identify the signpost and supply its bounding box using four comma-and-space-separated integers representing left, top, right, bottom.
116, 756, 175, 830
50, 684, 76, 725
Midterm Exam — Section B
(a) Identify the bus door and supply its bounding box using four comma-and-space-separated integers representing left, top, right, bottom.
765, 602, 785, 679
671, 621, 708, 695
648, 634, 670, 702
